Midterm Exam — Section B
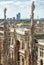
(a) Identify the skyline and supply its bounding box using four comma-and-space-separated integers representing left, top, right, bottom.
0, 0, 44, 19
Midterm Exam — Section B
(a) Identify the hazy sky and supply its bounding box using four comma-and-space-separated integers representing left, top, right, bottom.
0, 0, 44, 19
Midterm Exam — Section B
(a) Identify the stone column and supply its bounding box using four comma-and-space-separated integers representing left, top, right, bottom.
20, 39, 23, 65
24, 32, 29, 65
24, 58, 27, 65
0, 37, 1, 65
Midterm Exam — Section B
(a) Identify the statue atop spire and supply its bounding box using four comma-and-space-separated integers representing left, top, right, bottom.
4, 8, 7, 19
31, 1, 35, 19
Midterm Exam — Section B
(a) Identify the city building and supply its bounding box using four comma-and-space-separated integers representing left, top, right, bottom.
37, 39, 44, 65
16, 13, 21, 20
13, 17, 15, 21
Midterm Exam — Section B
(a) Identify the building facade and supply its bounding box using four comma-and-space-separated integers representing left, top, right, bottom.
0, 1, 44, 65
37, 39, 44, 65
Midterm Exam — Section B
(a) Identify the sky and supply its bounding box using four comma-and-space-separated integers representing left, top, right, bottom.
0, 0, 44, 19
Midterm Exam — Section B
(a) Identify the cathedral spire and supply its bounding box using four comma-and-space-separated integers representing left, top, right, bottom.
30, 1, 38, 65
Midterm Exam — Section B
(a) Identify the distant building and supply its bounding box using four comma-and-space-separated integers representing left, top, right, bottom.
0, 19, 4, 22
7, 17, 15, 22
7, 18, 12, 22
16, 13, 21, 20
9, 18, 12, 21
7, 18, 10, 21
13, 17, 15, 21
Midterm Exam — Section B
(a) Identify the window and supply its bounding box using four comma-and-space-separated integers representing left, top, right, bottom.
40, 59, 43, 65
40, 48, 43, 51
22, 42, 24, 49
16, 40, 20, 62
22, 58, 24, 65
12, 38, 13, 44
40, 51, 43, 57
8, 33, 10, 35
9, 38, 11, 41
18, 51, 20, 61
34, 38, 38, 43
9, 42, 10, 45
